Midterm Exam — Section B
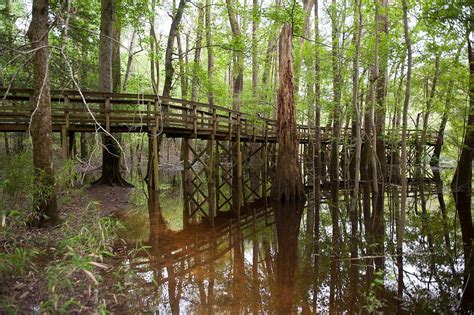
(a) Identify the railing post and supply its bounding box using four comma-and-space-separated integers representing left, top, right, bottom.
64, 95, 71, 159
151, 127, 160, 192
64, 95, 70, 129
193, 103, 198, 136
146, 101, 151, 128
236, 113, 242, 221
228, 112, 233, 140
154, 100, 160, 131
60, 125, 67, 159
212, 107, 217, 138
207, 139, 215, 228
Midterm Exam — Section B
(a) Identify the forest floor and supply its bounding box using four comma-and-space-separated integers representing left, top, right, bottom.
0, 185, 134, 313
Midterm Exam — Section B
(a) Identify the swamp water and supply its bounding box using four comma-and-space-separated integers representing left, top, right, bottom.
114, 170, 467, 314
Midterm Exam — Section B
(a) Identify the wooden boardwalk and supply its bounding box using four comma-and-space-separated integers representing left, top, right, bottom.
0, 88, 440, 227
0, 88, 437, 144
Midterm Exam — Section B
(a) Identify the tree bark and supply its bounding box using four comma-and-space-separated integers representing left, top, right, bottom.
149, 0, 160, 94
270, 24, 305, 201
329, 0, 342, 243
398, 0, 412, 304
177, 31, 188, 98
122, 28, 137, 91
225, 0, 245, 210
94, 0, 130, 187
251, 0, 259, 98
191, 3, 204, 102
349, 0, 362, 310
451, 29, 474, 310
206, 0, 215, 106
225, 0, 244, 111
162, 0, 188, 98
27, 0, 59, 226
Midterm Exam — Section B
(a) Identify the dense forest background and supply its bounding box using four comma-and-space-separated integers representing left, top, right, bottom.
1, 0, 474, 312
1, 0, 470, 139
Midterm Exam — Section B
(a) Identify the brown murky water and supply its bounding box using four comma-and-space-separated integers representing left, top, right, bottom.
116, 170, 465, 314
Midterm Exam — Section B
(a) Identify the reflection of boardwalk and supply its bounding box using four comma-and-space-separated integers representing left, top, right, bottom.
134, 198, 273, 285
310, 179, 439, 198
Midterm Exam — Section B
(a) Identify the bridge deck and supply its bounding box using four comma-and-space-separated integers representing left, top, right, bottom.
0, 88, 437, 144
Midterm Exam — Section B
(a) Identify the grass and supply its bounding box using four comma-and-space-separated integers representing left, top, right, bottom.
0, 196, 123, 313
0, 150, 125, 313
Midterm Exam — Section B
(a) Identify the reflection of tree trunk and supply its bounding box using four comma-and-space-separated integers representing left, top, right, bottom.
148, 186, 166, 236
231, 229, 244, 314
181, 139, 193, 228
373, 0, 388, 278
273, 201, 304, 315
252, 236, 261, 314
430, 83, 455, 272
398, 0, 412, 307
262, 239, 274, 291
207, 239, 216, 315
451, 31, 474, 310
300, 200, 315, 314
417, 54, 440, 252
167, 263, 183, 315
396, 248, 403, 312
329, 0, 342, 250
313, 0, 321, 258
349, 0, 362, 310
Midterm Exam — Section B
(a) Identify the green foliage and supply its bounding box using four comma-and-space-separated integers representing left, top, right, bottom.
0, 151, 35, 198
363, 270, 386, 312
2, 199, 122, 312
0, 150, 83, 224
0, 247, 39, 279
263, 2, 305, 35
55, 159, 82, 189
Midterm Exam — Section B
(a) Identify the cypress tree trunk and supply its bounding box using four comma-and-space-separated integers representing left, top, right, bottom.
27, 0, 59, 226
451, 30, 474, 310
94, 0, 131, 186
270, 24, 305, 201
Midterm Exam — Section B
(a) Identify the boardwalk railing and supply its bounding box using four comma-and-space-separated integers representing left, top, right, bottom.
0, 88, 437, 144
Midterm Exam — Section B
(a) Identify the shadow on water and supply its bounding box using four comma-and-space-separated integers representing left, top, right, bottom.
116, 169, 471, 314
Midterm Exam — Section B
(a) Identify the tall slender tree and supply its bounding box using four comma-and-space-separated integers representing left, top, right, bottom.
163, 0, 188, 98
94, 0, 130, 186
398, 0, 412, 303
451, 27, 474, 310
27, 0, 59, 226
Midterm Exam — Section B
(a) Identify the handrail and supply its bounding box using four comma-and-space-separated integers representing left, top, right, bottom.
0, 88, 438, 144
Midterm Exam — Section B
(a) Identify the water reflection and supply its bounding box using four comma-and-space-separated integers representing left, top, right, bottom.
273, 201, 304, 314
118, 170, 470, 314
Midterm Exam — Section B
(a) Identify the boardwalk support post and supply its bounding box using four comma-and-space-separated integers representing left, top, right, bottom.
151, 127, 159, 193
60, 125, 67, 159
